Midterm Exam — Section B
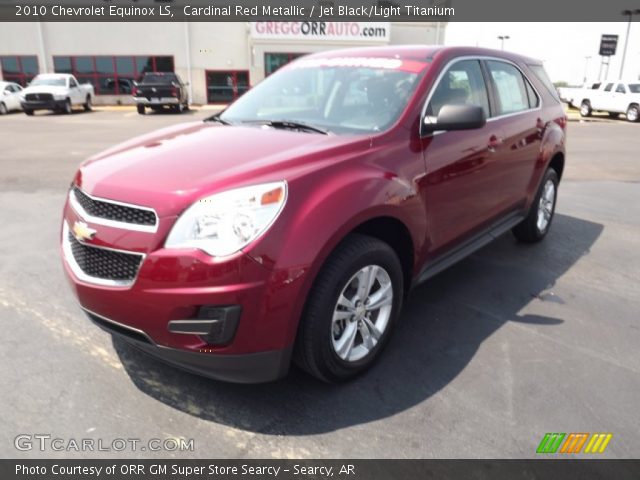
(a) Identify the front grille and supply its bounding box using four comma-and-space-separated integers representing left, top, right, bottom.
73, 187, 156, 227
68, 232, 143, 282
25, 93, 53, 101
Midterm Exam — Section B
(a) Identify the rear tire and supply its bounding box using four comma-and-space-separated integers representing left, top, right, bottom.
512, 168, 559, 243
83, 95, 92, 112
294, 234, 404, 382
137, 104, 145, 115
0, 102, 7, 115
627, 104, 639, 123
580, 100, 592, 117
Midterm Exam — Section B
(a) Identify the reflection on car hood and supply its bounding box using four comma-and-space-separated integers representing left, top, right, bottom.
76, 121, 369, 217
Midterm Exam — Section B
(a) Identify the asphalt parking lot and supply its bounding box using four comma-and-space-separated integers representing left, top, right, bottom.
0, 109, 639, 459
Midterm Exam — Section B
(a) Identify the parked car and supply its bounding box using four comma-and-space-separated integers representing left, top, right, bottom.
61, 46, 566, 383
557, 81, 601, 108
20, 74, 94, 115
577, 80, 640, 121
133, 72, 189, 114
0, 81, 23, 114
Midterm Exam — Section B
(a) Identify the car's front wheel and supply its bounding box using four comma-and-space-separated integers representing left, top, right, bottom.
512, 168, 559, 243
627, 104, 639, 123
0, 102, 7, 115
62, 99, 72, 114
580, 100, 592, 117
83, 95, 92, 112
137, 104, 145, 115
295, 234, 404, 382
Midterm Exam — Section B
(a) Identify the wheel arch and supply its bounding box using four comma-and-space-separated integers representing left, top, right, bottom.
549, 151, 565, 180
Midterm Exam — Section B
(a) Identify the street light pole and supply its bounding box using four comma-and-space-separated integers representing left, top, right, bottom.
584, 56, 592, 83
620, 9, 640, 79
498, 35, 510, 51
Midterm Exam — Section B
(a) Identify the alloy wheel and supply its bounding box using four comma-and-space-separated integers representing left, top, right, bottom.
536, 179, 555, 233
331, 265, 393, 362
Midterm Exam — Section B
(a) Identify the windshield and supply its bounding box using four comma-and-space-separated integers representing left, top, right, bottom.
30, 77, 66, 87
220, 57, 427, 134
629, 84, 640, 94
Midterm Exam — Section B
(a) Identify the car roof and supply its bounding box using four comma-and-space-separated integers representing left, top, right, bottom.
307, 45, 542, 66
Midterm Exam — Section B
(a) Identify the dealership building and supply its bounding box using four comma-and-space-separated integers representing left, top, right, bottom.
0, 22, 446, 104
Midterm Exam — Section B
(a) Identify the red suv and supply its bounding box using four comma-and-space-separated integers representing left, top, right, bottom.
61, 46, 566, 383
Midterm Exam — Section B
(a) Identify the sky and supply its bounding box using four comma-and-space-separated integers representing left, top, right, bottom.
444, 22, 640, 85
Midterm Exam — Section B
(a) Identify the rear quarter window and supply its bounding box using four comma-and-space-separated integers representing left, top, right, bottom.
527, 64, 560, 102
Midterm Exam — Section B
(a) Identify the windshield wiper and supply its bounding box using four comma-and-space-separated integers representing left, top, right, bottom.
204, 113, 231, 125
242, 119, 329, 135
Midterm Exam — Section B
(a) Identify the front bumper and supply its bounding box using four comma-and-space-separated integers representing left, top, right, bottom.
21, 99, 67, 111
61, 192, 309, 383
86, 308, 291, 383
134, 96, 180, 106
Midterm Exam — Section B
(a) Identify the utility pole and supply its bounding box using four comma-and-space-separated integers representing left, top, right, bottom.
497, 35, 510, 51
584, 56, 592, 83
620, 9, 640, 79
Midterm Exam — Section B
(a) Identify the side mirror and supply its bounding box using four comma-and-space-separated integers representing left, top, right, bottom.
422, 104, 486, 135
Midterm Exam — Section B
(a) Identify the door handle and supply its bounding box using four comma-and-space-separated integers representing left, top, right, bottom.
487, 135, 503, 152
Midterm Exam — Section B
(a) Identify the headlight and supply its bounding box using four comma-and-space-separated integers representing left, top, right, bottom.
165, 181, 287, 257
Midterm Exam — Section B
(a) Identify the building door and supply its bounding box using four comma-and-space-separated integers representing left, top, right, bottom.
206, 70, 249, 104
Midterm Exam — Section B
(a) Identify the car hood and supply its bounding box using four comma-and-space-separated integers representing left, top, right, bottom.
76, 121, 369, 217
22, 85, 68, 96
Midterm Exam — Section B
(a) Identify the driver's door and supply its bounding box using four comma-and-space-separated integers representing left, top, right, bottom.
68, 77, 82, 104
419, 59, 508, 256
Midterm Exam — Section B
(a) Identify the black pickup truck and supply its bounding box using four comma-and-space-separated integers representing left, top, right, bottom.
133, 72, 189, 114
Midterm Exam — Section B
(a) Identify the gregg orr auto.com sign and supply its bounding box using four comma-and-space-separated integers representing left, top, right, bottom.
251, 22, 390, 42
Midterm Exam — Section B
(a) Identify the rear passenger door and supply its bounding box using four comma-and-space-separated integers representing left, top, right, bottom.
483, 59, 543, 210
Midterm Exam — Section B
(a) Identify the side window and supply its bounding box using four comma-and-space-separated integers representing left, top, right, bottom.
486, 60, 530, 115
69, 78, 78, 88
604, 83, 614, 92
615, 84, 626, 94
426, 60, 490, 118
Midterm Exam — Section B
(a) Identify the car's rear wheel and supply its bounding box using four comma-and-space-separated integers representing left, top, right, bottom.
627, 104, 639, 123
83, 95, 92, 112
512, 168, 559, 243
0, 102, 7, 115
580, 100, 592, 117
295, 234, 404, 382
137, 104, 145, 115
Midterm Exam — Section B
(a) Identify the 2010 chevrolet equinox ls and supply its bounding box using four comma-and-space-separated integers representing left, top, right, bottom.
61, 46, 566, 383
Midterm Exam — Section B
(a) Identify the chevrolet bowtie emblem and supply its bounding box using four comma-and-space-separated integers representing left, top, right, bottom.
72, 221, 97, 242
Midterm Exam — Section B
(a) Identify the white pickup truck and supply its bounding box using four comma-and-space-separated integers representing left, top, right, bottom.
20, 73, 94, 115
573, 80, 640, 122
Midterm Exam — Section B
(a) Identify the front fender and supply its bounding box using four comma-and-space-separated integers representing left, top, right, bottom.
245, 162, 426, 347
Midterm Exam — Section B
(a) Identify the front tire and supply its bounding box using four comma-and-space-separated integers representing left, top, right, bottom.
83, 95, 92, 112
63, 99, 72, 114
627, 104, 639, 123
24, 109, 33, 116
137, 104, 145, 115
0, 102, 7, 115
295, 234, 404, 382
512, 168, 559, 243
580, 100, 592, 117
